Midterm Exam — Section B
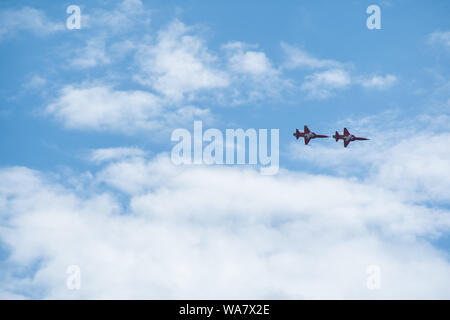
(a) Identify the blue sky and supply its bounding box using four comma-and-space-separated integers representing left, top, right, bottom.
1, 0, 449, 170
0, 0, 449, 299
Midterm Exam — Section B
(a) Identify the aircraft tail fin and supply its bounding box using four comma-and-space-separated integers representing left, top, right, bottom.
334, 131, 339, 141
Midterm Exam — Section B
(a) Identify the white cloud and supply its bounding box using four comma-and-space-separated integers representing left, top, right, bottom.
371, 133, 450, 203
23, 75, 47, 90
233, 51, 272, 75
281, 43, 352, 99
0, 154, 449, 299
428, 31, 450, 48
300, 71, 397, 99
0, 7, 64, 40
220, 41, 291, 104
63, 18, 290, 104
281, 42, 342, 69
46, 85, 211, 134
224, 42, 276, 76
65, 1, 151, 69
134, 20, 229, 101
90, 147, 147, 163
301, 69, 351, 99
95, 155, 169, 195
282, 43, 397, 99
83, 0, 151, 34
359, 74, 397, 89
110, 39, 137, 58
70, 39, 111, 68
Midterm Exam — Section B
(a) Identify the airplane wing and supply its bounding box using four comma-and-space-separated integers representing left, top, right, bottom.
343, 128, 350, 136
344, 139, 350, 148
305, 136, 311, 145
304, 125, 310, 133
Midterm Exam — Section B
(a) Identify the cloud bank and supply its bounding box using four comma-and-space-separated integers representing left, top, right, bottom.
0, 148, 449, 299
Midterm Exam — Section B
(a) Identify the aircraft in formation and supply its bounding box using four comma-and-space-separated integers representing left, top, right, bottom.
293, 126, 369, 147
293, 126, 329, 145
332, 128, 369, 147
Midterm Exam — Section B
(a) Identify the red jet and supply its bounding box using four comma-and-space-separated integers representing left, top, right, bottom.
333, 128, 369, 147
293, 125, 329, 145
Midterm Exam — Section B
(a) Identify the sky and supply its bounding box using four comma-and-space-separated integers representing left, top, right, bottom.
0, 0, 449, 299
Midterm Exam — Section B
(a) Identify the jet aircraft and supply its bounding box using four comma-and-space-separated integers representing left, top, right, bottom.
293, 126, 329, 145
333, 128, 369, 147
